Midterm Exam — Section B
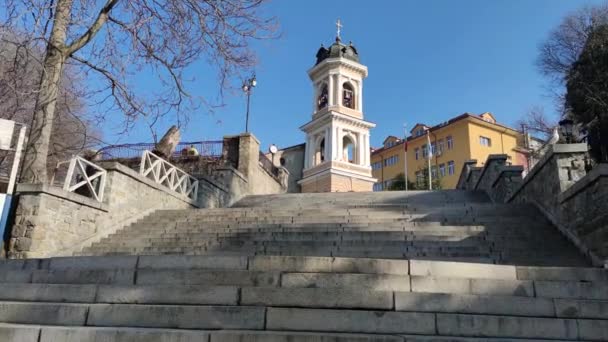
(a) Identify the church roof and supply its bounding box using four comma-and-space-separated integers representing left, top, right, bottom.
315, 37, 360, 65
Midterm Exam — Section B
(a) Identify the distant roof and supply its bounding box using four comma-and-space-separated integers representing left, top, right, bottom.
382, 135, 400, 144
406, 112, 519, 142
315, 37, 360, 65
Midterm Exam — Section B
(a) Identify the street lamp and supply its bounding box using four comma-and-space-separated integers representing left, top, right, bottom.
269, 144, 278, 166
559, 118, 574, 143
242, 73, 257, 133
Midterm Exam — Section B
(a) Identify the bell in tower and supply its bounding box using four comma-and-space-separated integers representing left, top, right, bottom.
298, 20, 377, 193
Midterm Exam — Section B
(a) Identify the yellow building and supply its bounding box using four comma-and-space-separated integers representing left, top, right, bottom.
371, 112, 524, 190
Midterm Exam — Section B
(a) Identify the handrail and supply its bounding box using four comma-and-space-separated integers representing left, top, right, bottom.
139, 150, 199, 200
57, 156, 107, 202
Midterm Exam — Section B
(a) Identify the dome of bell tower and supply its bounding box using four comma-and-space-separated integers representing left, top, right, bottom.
315, 37, 360, 65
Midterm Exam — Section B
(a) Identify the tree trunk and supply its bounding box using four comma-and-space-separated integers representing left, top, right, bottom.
20, 0, 73, 183
153, 125, 181, 159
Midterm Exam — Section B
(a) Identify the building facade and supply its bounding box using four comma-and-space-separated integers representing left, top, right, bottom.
298, 34, 376, 193
371, 112, 525, 190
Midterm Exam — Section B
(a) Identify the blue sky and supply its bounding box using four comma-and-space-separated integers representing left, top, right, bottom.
104, 0, 605, 149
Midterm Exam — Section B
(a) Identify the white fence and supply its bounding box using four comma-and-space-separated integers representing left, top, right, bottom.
53, 156, 107, 202
139, 150, 199, 200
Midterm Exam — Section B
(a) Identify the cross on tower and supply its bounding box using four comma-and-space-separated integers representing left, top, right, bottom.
336, 19, 343, 39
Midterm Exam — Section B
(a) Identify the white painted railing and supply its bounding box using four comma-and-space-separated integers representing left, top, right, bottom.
139, 150, 199, 200
57, 156, 107, 202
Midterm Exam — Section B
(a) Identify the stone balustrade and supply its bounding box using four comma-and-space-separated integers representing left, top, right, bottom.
8, 132, 287, 259
456, 144, 608, 267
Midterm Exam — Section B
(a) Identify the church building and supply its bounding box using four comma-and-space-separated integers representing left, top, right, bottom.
297, 24, 377, 193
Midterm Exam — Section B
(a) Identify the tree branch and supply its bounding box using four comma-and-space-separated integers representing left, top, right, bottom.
65, 0, 119, 56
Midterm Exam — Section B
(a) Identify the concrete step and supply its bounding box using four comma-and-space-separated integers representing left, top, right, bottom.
0, 302, 604, 339
1, 324, 596, 342
17, 255, 598, 282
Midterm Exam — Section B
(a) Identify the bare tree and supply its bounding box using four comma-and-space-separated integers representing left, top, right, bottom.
0, 33, 98, 175
515, 106, 558, 141
537, 3, 608, 90
1, 0, 277, 183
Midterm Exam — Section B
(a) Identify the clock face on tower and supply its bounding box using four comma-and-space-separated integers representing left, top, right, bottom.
317, 85, 328, 110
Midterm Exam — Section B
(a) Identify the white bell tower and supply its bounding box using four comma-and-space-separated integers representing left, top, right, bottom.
299, 21, 376, 193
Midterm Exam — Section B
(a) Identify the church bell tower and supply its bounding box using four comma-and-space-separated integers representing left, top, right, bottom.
298, 20, 376, 193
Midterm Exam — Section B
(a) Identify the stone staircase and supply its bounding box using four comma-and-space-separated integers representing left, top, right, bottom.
0, 190, 606, 341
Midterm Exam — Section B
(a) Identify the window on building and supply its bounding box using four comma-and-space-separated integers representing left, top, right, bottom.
438, 139, 445, 154
371, 161, 382, 170
431, 166, 437, 179
342, 82, 355, 109
422, 144, 428, 158
415, 129, 425, 137
383, 155, 399, 167
448, 161, 455, 175
479, 136, 492, 147
430, 143, 436, 156
447, 136, 453, 150
373, 182, 383, 191
415, 148, 419, 160
317, 84, 328, 110
439, 163, 446, 177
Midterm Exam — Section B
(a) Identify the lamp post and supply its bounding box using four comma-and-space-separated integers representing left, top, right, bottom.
242, 73, 257, 133
559, 118, 574, 144
269, 144, 278, 166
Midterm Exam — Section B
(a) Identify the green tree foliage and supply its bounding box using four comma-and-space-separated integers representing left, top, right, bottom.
565, 24, 608, 161
387, 170, 442, 191
387, 173, 418, 191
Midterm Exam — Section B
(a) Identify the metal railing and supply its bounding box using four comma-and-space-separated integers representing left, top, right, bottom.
52, 156, 107, 202
139, 150, 198, 200
98, 141, 223, 160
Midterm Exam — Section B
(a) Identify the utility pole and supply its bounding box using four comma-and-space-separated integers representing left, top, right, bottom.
403, 124, 408, 191
242, 74, 257, 133
427, 130, 432, 190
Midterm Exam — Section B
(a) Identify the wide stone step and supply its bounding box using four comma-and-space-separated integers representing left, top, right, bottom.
3, 324, 597, 342
3, 255, 603, 281
1, 302, 605, 339
2, 282, 608, 320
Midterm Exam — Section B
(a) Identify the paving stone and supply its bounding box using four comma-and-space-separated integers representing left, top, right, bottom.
534, 280, 608, 299
32, 269, 134, 285
395, 292, 553, 317
137, 255, 247, 270
210, 330, 405, 342
266, 307, 435, 335
136, 269, 279, 287
250, 256, 409, 275
87, 304, 265, 330
40, 326, 209, 342
241, 287, 393, 310
0, 270, 32, 283
281, 273, 410, 291
436, 313, 578, 340
0, 323, 40, 342
516, 266, 608, 282
48, 256, 138, 270
0, 283, 97, 303
576, 319, 608, 340
410, 260, 516, 280
96, 285, 238, 305
410, 276, 533, 297
554, 298, 608, 319
0, 302, 88, 325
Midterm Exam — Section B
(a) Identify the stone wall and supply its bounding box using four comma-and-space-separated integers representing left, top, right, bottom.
219, 133, 286, 203
9, 162, 197, 258
557, 165, 608, 265
457, 144, 608, 266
